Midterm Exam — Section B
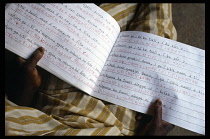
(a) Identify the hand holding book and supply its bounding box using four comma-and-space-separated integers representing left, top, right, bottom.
5, 47, 45, 106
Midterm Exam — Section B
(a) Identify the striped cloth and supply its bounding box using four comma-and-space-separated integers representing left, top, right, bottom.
5, 3, 177, 136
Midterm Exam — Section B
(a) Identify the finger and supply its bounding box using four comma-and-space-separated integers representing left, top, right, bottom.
135, 115, 142, 121
25, 47, 45, 71
153, 99, 162, 125
14, 56, 26, 70
135, 112, 144, 120
17, 56, 26, 64
162, 122, 175, 135
163, 121, 175, 131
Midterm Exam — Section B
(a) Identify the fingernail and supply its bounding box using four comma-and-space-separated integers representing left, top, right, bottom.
156, 99, 162, 105
136, 115, 142, 120
38, 47, 45, 53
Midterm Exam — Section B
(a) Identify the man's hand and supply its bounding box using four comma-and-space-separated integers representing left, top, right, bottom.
135, 99, 174, 136
5, 47, 45, 106
18, 47, 45, 90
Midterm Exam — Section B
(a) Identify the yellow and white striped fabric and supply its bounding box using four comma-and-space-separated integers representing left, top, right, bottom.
5, 3, 177, 136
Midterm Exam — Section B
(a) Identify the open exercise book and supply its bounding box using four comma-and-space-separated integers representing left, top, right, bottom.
5, 3, 205, 135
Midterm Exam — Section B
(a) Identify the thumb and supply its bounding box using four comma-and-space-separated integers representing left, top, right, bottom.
25, 47, 45, 71
152, 99, 162, 126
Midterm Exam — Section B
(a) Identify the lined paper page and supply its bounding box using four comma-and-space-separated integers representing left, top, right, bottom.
92, 31, 205, 135
5, 3, 120, 94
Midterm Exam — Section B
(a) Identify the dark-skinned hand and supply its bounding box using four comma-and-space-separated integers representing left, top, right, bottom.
5, 47, 45, 107
135, 99, 175, 136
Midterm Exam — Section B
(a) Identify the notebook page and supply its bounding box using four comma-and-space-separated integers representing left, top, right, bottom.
92, 31, 205, 135
5, 3, 120, 94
